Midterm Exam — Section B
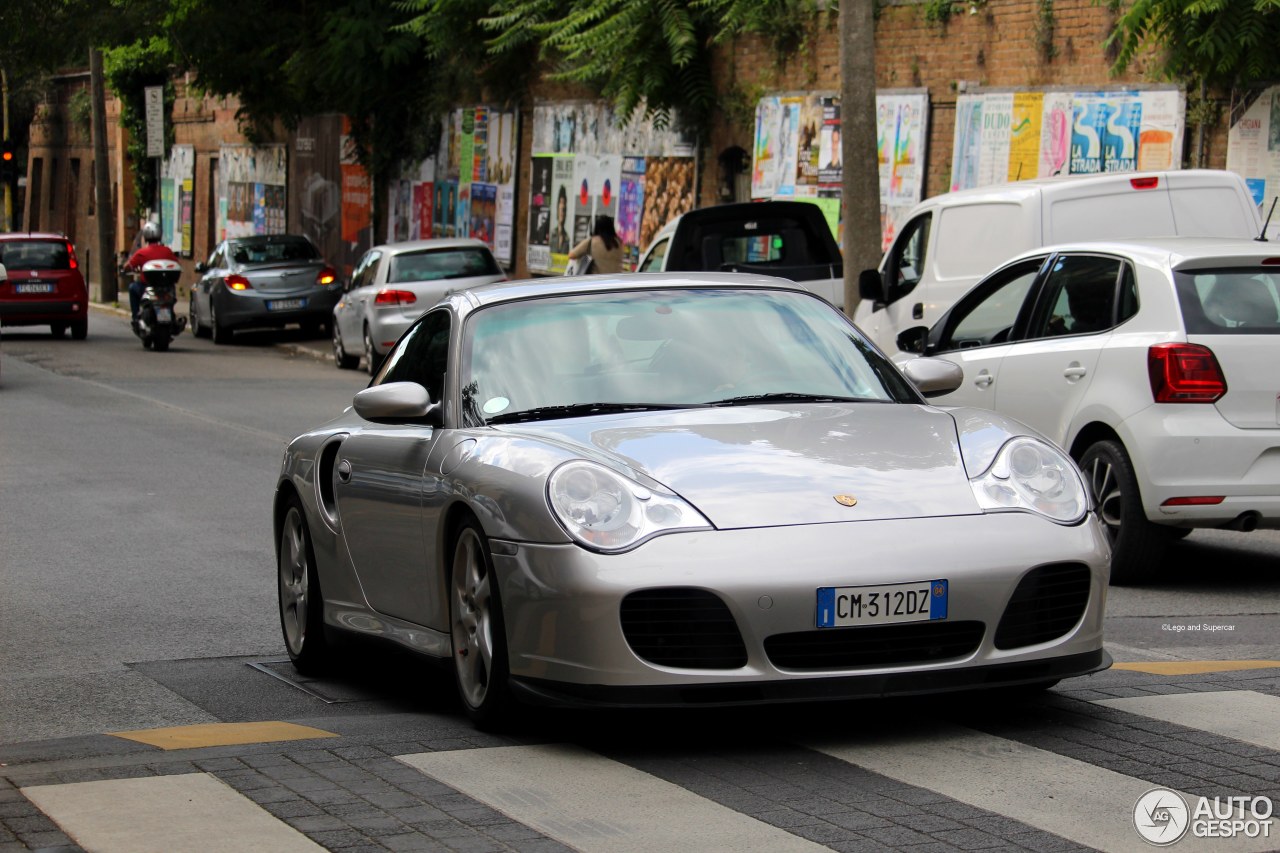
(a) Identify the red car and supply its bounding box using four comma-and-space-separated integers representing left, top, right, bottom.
0, 233, 89, 339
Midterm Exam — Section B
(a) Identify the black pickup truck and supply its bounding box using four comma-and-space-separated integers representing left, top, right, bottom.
636, 201, 844, 306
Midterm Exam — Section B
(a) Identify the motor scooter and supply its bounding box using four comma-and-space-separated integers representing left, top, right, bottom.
132, 259, 187, 351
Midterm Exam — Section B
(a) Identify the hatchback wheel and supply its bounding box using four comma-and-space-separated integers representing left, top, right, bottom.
332, 324, 359, 370
278, 497, 333, 674
364, 326, 383, 376
1078, 439, 1169, 585
449, 519, 514, 728
70, 319, 88, 340
211, 302, 232, 345
50, 323, 66, 339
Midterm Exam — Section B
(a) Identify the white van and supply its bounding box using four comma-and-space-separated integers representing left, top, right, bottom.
854, 170, 1264, 355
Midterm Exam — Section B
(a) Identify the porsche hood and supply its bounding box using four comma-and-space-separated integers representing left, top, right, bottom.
501, 403, 983, 529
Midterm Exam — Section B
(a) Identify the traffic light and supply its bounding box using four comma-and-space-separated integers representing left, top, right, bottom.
0, 140, 15, 181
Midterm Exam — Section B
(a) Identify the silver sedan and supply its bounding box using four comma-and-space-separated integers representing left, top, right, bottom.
275, 273, 1110, 727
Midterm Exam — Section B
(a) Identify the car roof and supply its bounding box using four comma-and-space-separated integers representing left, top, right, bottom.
1003, 236, 1280, 269
0, 232, 69, 241
370, 238, 493, 255
455, 271, 812, 310
915, 169, 1238, 208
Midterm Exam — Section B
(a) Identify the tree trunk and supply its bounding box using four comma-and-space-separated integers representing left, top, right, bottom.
840, 0, 880, 317
90, 47, 118, 303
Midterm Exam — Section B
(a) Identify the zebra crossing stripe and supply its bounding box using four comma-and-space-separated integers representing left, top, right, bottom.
20, 773, 324, 853
1094, 690, 1280, 752
399, 743, 828, 852
803, 722, 1275, 853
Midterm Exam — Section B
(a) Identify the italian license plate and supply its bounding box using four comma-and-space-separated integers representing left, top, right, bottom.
155, 307, 173, 322
267, 298, 306, 311
15, 282, 53, 294
816, 579, 948, 628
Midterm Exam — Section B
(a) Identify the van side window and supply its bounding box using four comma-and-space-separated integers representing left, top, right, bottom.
936, 258, 1044, 351
1029, 255, 1126, 339
884, 214, 931, 304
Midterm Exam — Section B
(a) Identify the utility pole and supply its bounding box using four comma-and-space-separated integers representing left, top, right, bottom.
840, 0, 881, 317
90, 47, 118, 303
2, 66, 12, 232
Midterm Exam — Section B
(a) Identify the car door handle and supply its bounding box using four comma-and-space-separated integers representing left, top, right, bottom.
336, 459, 352, 483
912, 302, 924, 320
1063, 365, 1088, 380
973, 371, 994, 388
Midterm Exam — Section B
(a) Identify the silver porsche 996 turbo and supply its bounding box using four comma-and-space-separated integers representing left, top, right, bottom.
274, 272, 1111, 727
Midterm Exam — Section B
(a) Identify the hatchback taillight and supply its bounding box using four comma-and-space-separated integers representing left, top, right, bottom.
225, 274, 253, 291
1148, 343, 1226, 403
374, 289, 416, 306
316, 266, 337, 286
66, 242, 79, 270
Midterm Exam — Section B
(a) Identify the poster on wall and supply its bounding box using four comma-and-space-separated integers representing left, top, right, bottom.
1227, 84, 1280, 230
385, 107, 519, 265
754, 91, 929, 248
160, 145, 194, 255
951, 87, 1185, 192
527, 102, 696, 274
218, 144, 287, 240
289, 114, 372, 278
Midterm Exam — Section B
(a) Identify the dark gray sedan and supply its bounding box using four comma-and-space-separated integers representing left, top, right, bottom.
189, 235, 341, 344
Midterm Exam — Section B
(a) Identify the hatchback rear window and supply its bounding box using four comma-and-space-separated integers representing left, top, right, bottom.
389, 248, 499, 282
1174, 269, 1280, 334
229, 237, 318, 265
0, 240, 71, 270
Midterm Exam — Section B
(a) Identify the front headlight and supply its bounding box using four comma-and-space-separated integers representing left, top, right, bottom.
547, 460, 711, 552
970, 437, 1089, 524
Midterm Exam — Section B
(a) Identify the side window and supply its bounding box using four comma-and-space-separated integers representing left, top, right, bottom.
884, 214, 931, 304
1027, 254, 1126, 339
208, 246, 224, 269
640, 238, 668, 272
937, 258, 1044, 351
350, 251, 381, 291
377, 309, 451, 404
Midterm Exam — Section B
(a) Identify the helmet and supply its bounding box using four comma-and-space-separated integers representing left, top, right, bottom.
141, 221, 161, 243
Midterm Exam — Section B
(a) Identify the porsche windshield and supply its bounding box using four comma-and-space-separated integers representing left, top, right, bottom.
461, 288, 915, 425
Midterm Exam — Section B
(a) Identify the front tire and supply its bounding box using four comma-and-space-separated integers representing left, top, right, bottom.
70, 319, 88, 340
450, 519, 514, 728
1078, 439, 1169, 585
278, 497, 332, 674
153, 335, 170, 352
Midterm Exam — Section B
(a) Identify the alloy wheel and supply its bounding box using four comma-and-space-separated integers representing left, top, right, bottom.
279, 506, 310, 657
1084, 454, 1122, 541
451, 528, 494, 709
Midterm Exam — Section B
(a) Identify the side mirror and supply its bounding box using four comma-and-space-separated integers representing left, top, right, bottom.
353, 381, 442, 425
195, 262, 208, 273
896, 325, 930, 355
901, 357, 963, 398
858, 268, 884, 304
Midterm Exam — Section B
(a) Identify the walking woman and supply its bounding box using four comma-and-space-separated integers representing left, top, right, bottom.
568, 215, 624, 274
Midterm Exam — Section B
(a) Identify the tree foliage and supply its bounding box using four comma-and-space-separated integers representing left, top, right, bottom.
1108, 0, 1280, 89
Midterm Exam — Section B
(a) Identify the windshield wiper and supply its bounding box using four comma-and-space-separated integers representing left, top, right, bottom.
708, 392, 887, 407
487, 402, 706, 425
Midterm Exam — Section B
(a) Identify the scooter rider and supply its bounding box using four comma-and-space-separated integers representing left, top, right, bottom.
126, 222, 178, 324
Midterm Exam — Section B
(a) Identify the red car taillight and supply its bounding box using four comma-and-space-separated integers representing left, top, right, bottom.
316, 266, 337, 286
374, 289, 417, 306
1148, 343, 1226, 403
225, 274, 253, 291
66, 241, 79, 270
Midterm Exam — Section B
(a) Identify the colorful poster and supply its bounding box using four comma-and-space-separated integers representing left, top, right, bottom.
1039, 92, 1073, 178
528, 156, 554, 271
339, 128, 371, 243
596, 154, 622, 222
458, 109, 475, 190
1008, 92, 1043, 182
550, 155, 575, 270
818, 98, 841, 189
471, 183, 496, 246
618, 157, 645, 270
639, 157, 695, 251
218, 144, 287, 240
1070, 93, 1108, 175
1228, 85, 1280, 232
775, 97, 803, 197
414, 183, 433, 240
752, 97, 783, 199
951, 96, 984, 191
434, 180, 457, 237
161, 145, 194, 254
888, 97, 925, 206
1102, 95, 1142, 172
180, 178, 193, 255
796, 97, 824, 194
1137, 90, 1180, 171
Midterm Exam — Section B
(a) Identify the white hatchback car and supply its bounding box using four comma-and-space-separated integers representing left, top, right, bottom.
899, 237, 1280, 584
333, 239, 505, 374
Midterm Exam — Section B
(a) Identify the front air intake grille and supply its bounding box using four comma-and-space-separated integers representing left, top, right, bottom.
994, 563, 1092, 650
620, 588, 748, 669
764, 621, 985, 670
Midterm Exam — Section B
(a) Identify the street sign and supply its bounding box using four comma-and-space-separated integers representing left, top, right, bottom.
145, 86, 164, 158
